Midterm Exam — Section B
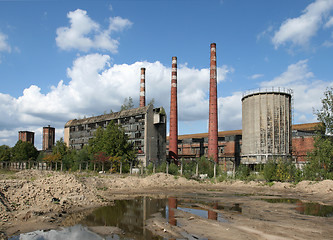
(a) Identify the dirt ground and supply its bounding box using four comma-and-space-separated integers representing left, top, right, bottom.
1, 170, 333, 239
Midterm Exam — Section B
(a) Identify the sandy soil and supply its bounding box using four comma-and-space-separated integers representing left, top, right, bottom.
1, 170, 333, 239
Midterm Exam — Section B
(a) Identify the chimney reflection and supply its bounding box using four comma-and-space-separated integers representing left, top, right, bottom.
208, 202, 218, 220
168, 197, 177, 226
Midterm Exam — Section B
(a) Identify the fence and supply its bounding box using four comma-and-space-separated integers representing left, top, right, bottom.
0, 159, 222, 179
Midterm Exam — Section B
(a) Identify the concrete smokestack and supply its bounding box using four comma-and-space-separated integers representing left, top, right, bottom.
140, 68, 146, 107
169, 56, 178, 163
208, 43, 218, 163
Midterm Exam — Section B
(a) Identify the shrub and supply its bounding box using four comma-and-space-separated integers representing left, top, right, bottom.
263, 159, 277, 182
235, 164, 250, 180
168, 163, 179, 175
275, 159, 296, 182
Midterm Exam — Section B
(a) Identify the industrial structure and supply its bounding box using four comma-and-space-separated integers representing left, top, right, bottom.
60, 42, 318, 170
167, 122, 317, 170
64, 105, 166, 166
64, 66, 167, 167
42, 125, 55, 151
140, 68, 146, 108
18, 131, 35, 145
241, 88, 292, 165
169, 56, 178, 163
208, 43, 218, 163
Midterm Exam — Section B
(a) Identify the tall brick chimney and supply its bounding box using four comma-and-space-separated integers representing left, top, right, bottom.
140, 67, 146, 107
208, 43, 218, 163
169, 56, 178, 163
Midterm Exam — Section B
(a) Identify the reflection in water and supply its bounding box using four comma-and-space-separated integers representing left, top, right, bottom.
208, 202, 218, 220
18, 194, 333, 240
296, 202, 333, 217
168, 197, 177, 226
9, 225, 106, 240
80, 197, 166, 239
261, 198, 333, 217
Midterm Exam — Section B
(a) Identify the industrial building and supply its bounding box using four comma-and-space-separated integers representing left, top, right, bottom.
167, 122, 318, 170
42, 125, 55, 151
64, 105, 166, 167
64, 65, 167, 167
18, 131, 35, 145
241, 88, 292, 164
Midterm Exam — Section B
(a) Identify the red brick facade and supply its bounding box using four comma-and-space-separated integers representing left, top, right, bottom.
292, 136, 315, 163
167, 123, 318, 168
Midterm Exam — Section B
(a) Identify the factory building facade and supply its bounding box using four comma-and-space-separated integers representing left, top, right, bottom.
18, 131, 35, 145
42, 125, 55, 151
167, 123, 318, 170
64, 105, 166, 166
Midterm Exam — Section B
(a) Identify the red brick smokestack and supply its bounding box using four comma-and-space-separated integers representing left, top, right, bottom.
169, 56, 178, 163
140, 68, 146, 107
208, 43, 218, 163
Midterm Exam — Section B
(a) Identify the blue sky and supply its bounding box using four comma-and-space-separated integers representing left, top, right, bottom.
1, 0, 333, 149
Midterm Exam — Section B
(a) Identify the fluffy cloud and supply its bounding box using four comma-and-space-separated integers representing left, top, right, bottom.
0, 53, 232, 148
215, 59, 333, 134
218, 92, 243, 131
56, 9, 132, 52
272, 0, 333, 48
260, 59, 333, 123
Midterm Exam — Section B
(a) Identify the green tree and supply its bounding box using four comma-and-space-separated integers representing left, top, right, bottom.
315, 87, 333, 134
52, 138, 68, 158
11, 140, 38, 162
120, 97, 134, 111
0, 145, 11, 162
89, 121, 136, 163
305, 87, 333, 180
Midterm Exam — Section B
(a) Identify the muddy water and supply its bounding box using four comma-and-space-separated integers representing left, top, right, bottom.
9, 192, 333, 240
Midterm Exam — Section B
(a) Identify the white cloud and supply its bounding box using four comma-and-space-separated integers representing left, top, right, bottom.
56, 9, 132, 53
216, 59, 333, 133
0, 32, 11, 53
260, 59, 333, 123
250, 74, 264, 80
0, 53, 232, 148
0, 31, 11, 63
272, 0, 333, 48
257, 25, 273, 41
218, 92, 243, 131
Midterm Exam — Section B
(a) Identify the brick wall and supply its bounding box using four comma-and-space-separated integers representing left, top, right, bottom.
292, 136, 315, 163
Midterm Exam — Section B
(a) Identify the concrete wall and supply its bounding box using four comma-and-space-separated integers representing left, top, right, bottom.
64, 105, 166, 167
241, 90, 292, 164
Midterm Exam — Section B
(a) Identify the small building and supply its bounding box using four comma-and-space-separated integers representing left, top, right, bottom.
18, 131, 35, 145
64, 105, 166, 167
43, 125, 55, 151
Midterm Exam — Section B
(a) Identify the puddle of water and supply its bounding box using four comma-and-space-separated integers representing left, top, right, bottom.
260, 198, 333, 217
9, 225, 115, 240
12, 194, 332, 239
296, 202, 333, 217
10, 196, 233, 240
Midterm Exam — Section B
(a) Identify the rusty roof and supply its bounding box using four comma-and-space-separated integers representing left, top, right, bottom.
65, 105, 151, 127
292, 122, 320, 131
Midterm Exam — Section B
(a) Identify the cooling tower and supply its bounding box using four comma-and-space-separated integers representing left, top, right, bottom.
241, 88, 292, 164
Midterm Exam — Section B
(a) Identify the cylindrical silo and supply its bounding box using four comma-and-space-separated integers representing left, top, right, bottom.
241, 88, 292, 164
